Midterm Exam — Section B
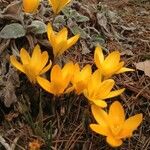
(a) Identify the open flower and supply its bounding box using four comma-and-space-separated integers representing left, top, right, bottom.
48, 0, 71, 14
10, 45, 51, 84
90, 101, 143, 147
83, 70, 125, 107
23, 0, 40, 13
69, 63, 92, 95
94, 45, 134, 78
37, 62, 74, 95
47, 23, 80, 57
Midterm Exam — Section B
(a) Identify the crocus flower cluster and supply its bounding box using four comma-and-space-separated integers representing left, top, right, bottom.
10, 43, 142, 147
10, 0, 143, 148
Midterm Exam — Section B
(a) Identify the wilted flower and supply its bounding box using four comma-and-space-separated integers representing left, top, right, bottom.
29, 139, 42, 150
69, 63, 92, 95
94, 45, 134, 78
83, 70, 124, 107
37, 62, 74, 95
47, 23, 80, 57
48, 0, 71, 14
10, 45, 51, 84
90, 101, 143, 147
23, 0, 40, 13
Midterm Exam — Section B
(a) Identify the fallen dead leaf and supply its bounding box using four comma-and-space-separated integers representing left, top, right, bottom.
135, 60, 150, 77
0, 66, 20, 107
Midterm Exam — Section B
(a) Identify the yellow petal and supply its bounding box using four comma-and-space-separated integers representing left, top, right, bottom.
50, 82, 66, 95
47, 23, 54, 44
116, 67, 134, 74
40, 61, 52, 75
59, 34, 80, 55
105, 88, 125, 99
62, 61, 74, 79
23, 0, 39, 13
20, 48, 30, 64
80, 64, 92, 81
55, 27, 68, 56
65, 86, 74, 94
48, 0, 59, 14
106, 136, 122, 147
71, 63, 80, 83
90, 70, 102, 91
56, 27, 68, 40
23, 65, 36, 83
30, 45, 41, 66
37, 76, 52, 93
86, 70, 102, 99
119, 113, 143, 138
10, 56, 25, 73
56, 0, 71, 14
92, 100, 107, 108
74, 63, 80, 73
59, 0, 71, 11
83, 89, 89, 100
102, 61, 124, 78
73, 82, 85, 94
92, 69, 102, 84
104, 51, 120, 67
91, 104, 109, 126
95, 79, 115, 99
101, 51, 121, 77
90, 124, 109, 136
108, 101, 125, 127
39, 51, 49, 70
51, 65, 62, 83
94, 45, 104, 68
66, 34, 80, 49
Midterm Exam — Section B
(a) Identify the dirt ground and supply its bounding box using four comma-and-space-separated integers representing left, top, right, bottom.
0, 0, 150, 149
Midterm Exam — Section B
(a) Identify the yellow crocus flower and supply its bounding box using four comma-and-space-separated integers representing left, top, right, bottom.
83, 70, 125, 107
69, 63, 92, 95
47, 23, 80, 57
90, 101, 143, 147
48, 0, 71, 14
10, 45, 51, 84
37, 62, 74, 95
94, 45, 134, 78
23, 0, 40, 13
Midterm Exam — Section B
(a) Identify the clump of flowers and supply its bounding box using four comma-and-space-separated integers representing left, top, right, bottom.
9, 0, 143, 148
90, 101, 143, 147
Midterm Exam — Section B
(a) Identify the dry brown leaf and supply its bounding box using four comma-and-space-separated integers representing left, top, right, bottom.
135, 60, 150, 77
0, 1, 23, 21
0, 66, 20, 107
4, 112, 19, 122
